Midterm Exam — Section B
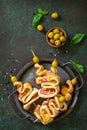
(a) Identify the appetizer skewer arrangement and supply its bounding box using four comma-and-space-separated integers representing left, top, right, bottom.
11, 51, 77, 125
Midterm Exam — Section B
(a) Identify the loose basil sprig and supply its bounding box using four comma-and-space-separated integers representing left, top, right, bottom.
70, 60, 85, 73
70, 33, 85, 45
38, 8, 49, 15
32, 13, 43, 26
32, 8, 48, 26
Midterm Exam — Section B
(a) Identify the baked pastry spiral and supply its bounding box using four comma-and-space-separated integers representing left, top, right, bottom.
34, 63, 61, 98
13, 81, 39, 110
61, 80, 74, 101
34, 63, 48, 76
34, 94, 67, 125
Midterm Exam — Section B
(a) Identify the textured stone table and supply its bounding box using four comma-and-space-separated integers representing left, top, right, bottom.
0, 0, 87, 130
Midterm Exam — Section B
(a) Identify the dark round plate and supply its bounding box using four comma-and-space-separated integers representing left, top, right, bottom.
13, 58, 80, 123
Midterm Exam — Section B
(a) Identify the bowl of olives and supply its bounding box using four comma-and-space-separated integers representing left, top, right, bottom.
46, 27, 67, 48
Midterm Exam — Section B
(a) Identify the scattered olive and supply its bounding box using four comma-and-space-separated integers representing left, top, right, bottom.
37, 24, 43, 31
51, 12, 59, 19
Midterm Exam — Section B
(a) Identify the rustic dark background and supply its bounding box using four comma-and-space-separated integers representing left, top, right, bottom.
0, 0, 87, 130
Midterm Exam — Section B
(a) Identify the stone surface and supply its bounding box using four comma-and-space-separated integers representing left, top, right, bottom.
0, 0, 87, 130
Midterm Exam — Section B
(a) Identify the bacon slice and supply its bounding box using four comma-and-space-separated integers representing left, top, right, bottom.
23, 88, 39, 110
34, 93, 68, 124
38, 86, 59, 98
49, 98, 59, 111
42, 99, 59, 118
13, 81, 39, 110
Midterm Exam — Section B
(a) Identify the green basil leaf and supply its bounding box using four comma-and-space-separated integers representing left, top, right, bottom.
32, 13, 43, 26
70, 33, 85, 45
70, 60, 85, 73
38, 8, 48, 15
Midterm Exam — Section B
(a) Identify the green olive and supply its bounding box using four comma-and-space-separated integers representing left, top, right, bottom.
53, 28, 60, 34
31, 50, 39, 63
11, 76, 18, 83
52, 59, 58, 68
71, 77, 77, 85
51, 12, 59, 19
48, 32, 54, 38
50, 39, 55, 44
59, 96, 65, 102
54, 34, 60, 40
33, 56, 39, 63
55, 40, 61, 46
60, 31, 63, 36
60, 36, 66, 42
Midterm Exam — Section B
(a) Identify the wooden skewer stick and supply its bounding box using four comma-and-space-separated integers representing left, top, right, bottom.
31, 49, 35, 57
33, 102, 37, 106
33, 118, 39, 123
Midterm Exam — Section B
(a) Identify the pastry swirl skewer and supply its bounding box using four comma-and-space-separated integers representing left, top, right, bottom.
34, 63, 61, 98
13, 81, 39, 110
34, 94, 67, 125
61, 80, 74, 101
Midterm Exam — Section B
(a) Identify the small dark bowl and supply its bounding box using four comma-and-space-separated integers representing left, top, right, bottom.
46, 27, 67, 48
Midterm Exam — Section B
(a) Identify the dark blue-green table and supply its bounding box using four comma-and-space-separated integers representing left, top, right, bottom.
0, 0, 87, 130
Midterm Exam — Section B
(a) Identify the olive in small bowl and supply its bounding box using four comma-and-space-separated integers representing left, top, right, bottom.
46, 27, 67, 48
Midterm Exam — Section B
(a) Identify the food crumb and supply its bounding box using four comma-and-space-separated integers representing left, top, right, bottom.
1, 98, 3, 101
57, 51, 60, 54
65, 50, 69, 53
13, 68, 16, 71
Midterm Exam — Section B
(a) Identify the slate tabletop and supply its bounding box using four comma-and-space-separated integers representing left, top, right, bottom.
0, 0, 87, 130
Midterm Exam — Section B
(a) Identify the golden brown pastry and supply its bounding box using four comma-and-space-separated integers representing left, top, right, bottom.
38, 86, 59, 98
34, 63, 48, 76
35, 64, 61, 86
34, 104, 53, 125
34, 63, 60, 98
54, 95, 67, 111
34, 94, 68, 125
13, 81, 39, 110
23, 88, 39, 110
61, 80, 74, 101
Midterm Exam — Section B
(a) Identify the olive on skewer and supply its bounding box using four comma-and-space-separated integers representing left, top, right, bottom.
31, 50, 39, 63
